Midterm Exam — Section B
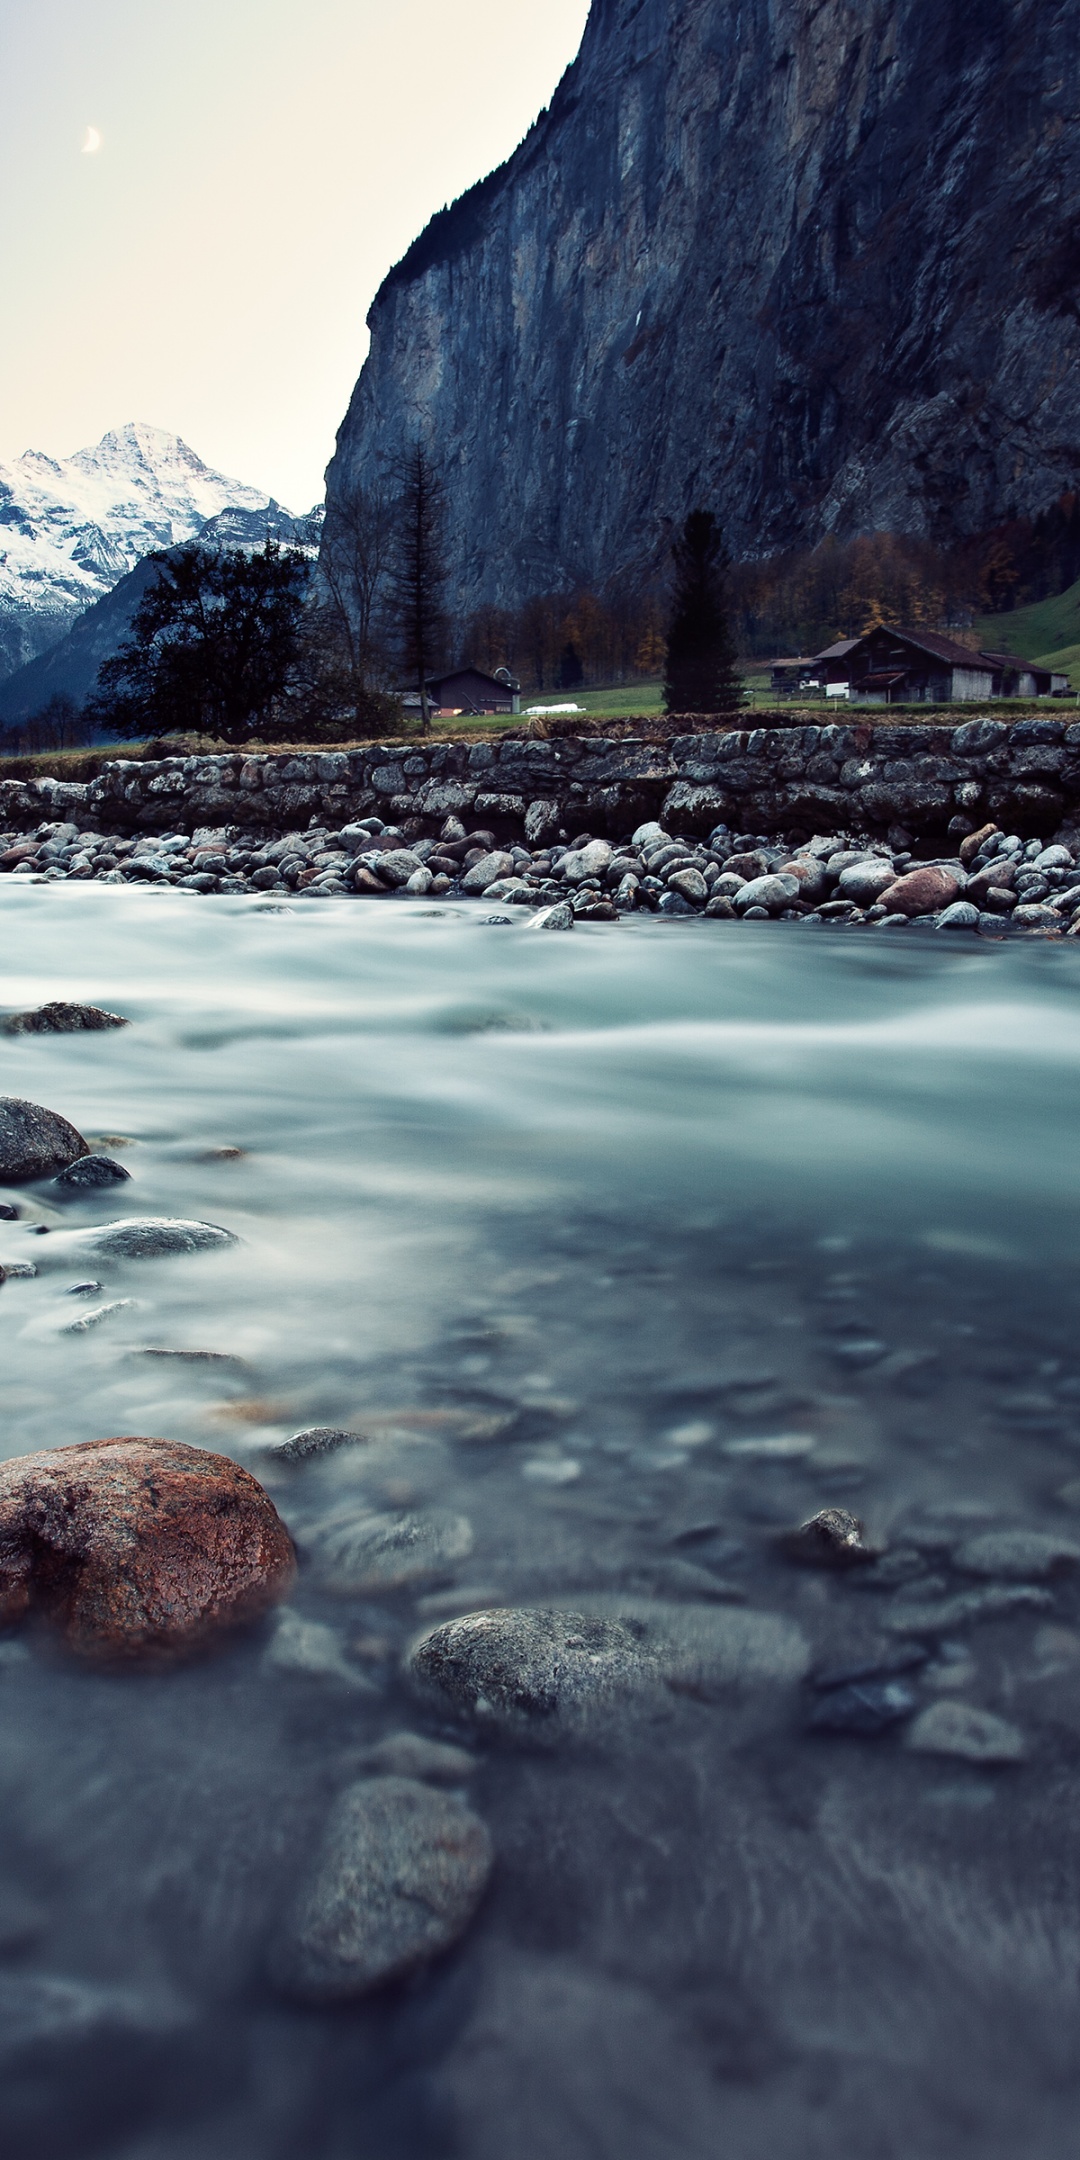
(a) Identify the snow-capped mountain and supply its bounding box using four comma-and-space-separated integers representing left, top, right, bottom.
0, 500, 322, 728
0, 422, 283, 679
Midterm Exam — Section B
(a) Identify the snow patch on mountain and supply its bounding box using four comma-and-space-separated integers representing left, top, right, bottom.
0, 422, 282, 679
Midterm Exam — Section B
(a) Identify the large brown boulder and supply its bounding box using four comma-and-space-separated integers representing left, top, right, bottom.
0, 1438, 295, 1663
877, 865, 960, 917
0, 1096, 89, 1181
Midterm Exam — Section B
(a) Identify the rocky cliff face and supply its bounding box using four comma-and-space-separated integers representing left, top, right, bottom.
326, 0, 1080, 614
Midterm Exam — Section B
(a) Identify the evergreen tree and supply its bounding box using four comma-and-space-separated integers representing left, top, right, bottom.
558, 640, 584, 690
663, 510, 745, 714
88, 541, 309, 744
386, 442, 448, 732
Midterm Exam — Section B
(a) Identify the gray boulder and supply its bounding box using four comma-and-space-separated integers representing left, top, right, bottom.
36, 1218, 237, 1264
462, 852, 516, 893
0, 1097, 89, 1182
407, 1600, 808, 1742
734, 874, 800, 915
273, 1776, 492, 1999
837, 859, 897, 906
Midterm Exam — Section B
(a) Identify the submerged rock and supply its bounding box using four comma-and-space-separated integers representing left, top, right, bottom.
266, 1426, 366, 1463
264, 1607, 372, 1689
308, 1505, 474, 1593
0, 1096, 88, 1181
779, 1507, 878, 1568
408, 1607, 654, 1741
807, 1678, 918, 1735
904, 1700, 1027, 1763
2, 1002, 127, 1034
358, 1731, 478, 1782
529, 902, 574, 930
0, 1436, 295, 1663
883, 1583, 1053, 1634
274, 1776, 492, 1999
407, 1599, 808, 1741
52, 1155, 131, 1190
952, 1529, 1080, 1580
43, 1218, 237, 1262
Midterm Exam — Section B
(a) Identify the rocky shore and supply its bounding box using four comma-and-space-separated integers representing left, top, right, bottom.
5, 807, 1080, 934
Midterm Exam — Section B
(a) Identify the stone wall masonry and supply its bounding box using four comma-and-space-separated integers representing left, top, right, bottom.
3, 719, 1080, 844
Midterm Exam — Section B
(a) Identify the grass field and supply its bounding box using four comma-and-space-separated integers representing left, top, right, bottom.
974, 579, 1080, 687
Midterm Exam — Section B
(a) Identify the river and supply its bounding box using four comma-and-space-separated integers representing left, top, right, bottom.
2, 885, 1080, 2159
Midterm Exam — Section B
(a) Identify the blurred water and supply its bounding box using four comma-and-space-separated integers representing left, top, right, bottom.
2, 887, 1080, 2159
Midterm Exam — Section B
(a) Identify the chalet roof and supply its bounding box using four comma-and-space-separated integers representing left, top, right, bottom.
427, 665, 519, 693
813, 627, 993, 672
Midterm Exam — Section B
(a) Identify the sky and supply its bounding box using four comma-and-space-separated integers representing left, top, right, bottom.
0, 0, 591, 510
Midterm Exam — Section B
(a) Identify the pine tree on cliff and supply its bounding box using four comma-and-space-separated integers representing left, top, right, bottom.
387, 442, 449, 733
663, 511, 745, 715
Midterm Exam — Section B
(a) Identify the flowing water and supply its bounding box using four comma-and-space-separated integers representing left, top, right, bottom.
3, 886, 1080, 2159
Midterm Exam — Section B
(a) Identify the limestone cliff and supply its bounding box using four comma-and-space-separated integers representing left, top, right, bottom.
326, 0, 1080, 613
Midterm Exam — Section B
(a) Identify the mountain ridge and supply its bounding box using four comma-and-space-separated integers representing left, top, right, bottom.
0, 422, 280, 680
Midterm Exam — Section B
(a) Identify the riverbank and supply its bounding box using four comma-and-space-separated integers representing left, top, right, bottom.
2, 803, 1079, 937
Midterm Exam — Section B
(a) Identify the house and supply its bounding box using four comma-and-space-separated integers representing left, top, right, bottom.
399, 665, 521, 716
811, 626, 1069, 703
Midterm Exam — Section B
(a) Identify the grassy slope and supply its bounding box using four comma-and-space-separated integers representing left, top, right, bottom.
975, 579, 1080, 687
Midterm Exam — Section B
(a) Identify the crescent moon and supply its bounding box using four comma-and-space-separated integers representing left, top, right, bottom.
81, 126, 102, 155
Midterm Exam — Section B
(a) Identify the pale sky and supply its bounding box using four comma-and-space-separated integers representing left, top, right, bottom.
0, 0, 591, 510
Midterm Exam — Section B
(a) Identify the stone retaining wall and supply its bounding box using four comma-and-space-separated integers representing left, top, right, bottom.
4, 718, 1080, 843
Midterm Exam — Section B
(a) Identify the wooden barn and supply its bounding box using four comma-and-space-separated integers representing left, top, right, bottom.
404, 666, 520, 716
811, 626, 1069, 704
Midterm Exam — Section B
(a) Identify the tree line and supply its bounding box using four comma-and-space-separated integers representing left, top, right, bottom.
6, 456, 1079, 756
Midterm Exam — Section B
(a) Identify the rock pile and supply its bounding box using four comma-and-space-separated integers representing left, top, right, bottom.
5, 811, 1080, 934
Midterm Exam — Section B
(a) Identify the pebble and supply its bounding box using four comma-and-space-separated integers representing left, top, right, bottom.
904, 1700, 1027, 1763
723, 1432, 817, 1459
265, 1426, 367, 1462
307, 1504, 474, 1593
937, 900, 980, 930
952, 1529, 1080, 1580
0, 1436, 294, 1662
358, 1731, 478, 1781
779, 1507, 877, 1567
264, 1607, 374, 1689
807, 1678, 918, 1735
61, 1298, 138, 1334
273, 1776, 493, 1999
0, 1096, 89, 1181
882, 1583, 1053, 1634
530, 902, 574, 930
2, 1001, 128, 1034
